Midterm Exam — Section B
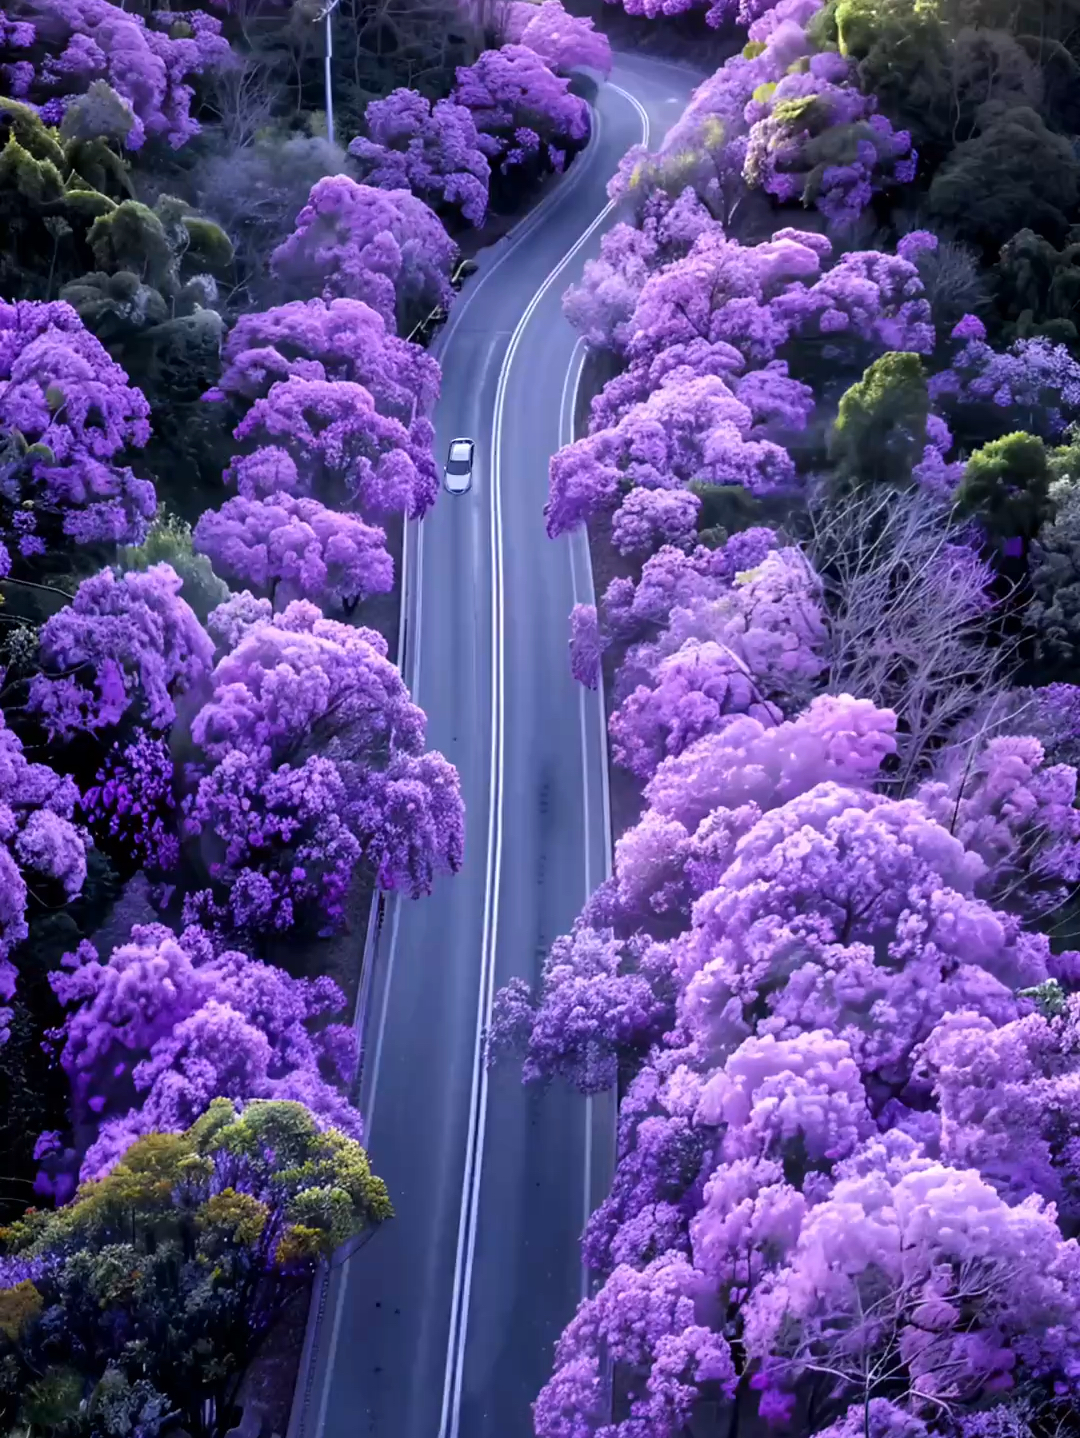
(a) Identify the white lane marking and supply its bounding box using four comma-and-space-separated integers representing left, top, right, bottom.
353, 93, 612, 1162
411, 517, 426, 700
436, 105, 605, 360
438, 86, 650, 1438
362, 897, 403, 1139
562, 337, 619, 1301
305, 89, 625, 1438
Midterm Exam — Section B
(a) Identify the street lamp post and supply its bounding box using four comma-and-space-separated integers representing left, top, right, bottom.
314, 0, 342, 145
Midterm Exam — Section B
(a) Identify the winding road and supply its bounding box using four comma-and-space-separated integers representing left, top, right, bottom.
290, 53, 705, 1438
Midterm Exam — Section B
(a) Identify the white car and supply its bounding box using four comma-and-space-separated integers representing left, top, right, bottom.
444, 438, 475, 495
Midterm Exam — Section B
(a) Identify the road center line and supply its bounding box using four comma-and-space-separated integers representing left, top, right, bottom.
438, 85, 651, 1438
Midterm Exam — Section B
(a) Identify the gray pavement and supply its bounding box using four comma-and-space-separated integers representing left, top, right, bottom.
298, 53, 708, 1438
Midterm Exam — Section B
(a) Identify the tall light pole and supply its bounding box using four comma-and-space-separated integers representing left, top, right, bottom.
314, 0, 342, 145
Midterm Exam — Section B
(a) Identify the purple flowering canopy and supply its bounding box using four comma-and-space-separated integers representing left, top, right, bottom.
0, 708, 86, 1037
546, 371, 796, 539
0, 299, 156, 563
193, 492, 394, 612
80, 732, 179, 876
452, 43, 589, 177
348, 89, 491, 228
741, 52, 917, 228
1, 0, 231, 147
28, 562, 215, 741
510, 0, 613, 78
562, 189, 718, 354
180, 599, 464, 935
47, 921, 361, 1183
228, 376, 439, 520
501, 683, 1080, 1434
269, 176, 458, 335
206, 297, 442, 425
608, 548, 829, 778
930, 319, 1080, 442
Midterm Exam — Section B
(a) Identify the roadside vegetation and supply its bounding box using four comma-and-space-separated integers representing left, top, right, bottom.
0, 0, 609, 1429
491, 1, 1080, 1435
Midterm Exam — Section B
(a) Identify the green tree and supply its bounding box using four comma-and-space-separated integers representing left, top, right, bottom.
809, 0, 954, 158
927, 106, 1080, 251
957, 430, 1053, 545
828, 351, 930, 492
0, 1100, 392, 1438
118, 512, 231, 622
994, 226, 1080, 345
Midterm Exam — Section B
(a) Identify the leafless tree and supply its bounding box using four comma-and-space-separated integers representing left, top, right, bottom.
202, 52, 284, 151
193, 133, 348, 302
806, 482, 1019, 792
765, 1251, 1036, 1437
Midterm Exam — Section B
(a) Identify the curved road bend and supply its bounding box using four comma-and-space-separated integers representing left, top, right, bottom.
301, 53, 707, 1438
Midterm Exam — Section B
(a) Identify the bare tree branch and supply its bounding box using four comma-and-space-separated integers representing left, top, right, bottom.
805, 482, 1019, 792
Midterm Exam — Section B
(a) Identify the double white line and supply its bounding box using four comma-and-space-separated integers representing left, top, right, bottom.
437, 83, 650, 1438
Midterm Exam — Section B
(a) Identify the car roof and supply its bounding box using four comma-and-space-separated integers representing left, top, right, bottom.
449, 439, 473, 455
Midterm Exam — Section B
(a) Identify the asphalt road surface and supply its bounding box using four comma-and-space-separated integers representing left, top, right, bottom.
295, 52, 707, 1438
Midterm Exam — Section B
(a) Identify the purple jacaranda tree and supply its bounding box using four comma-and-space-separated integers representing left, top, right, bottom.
916, 734, 1080, 923
227, 376, 438, 519
204, 297, 442, 425
491, 695, 900, 1089
1, 0, 230, 147
930, 315, 1080, 443
27, 562, 215, 741
546, 372, 795, 539
602, 528, 781, 644
80, 732, 179, 876
744, 1149, 1080, 1424
677, 784, 1046, 1094
510, 0, 612, 77
563, 188, 718, 354
192, 492, 393, 613
0, 299, 156, 560
626, 230, 935, 377
0, 707, 86, 1036
742, 53, 916, 228
608, 547, 829, 778
180, 598, 464, 935
46, 921, 361, 1182
348, 89, 490, 228
612, 488, 703, 558
451, 43, 589, 180
916, 992, 1080, 1226
269, 176, 457, 334
607, 0, 821, 217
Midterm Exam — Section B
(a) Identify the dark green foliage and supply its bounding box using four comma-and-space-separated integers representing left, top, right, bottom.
957, 430, 1054, 544
0, 93, 234, 415
809, 0, 953, 158
0, 847, 119, 1225
927, 106, 1080, 251
994, 227, 1080, 345
1027, 436, 1080, 675
689, 482, 765, 547
0, 1100, 392, 1438
119, 513, 231, 622
828, 352, 930, 491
